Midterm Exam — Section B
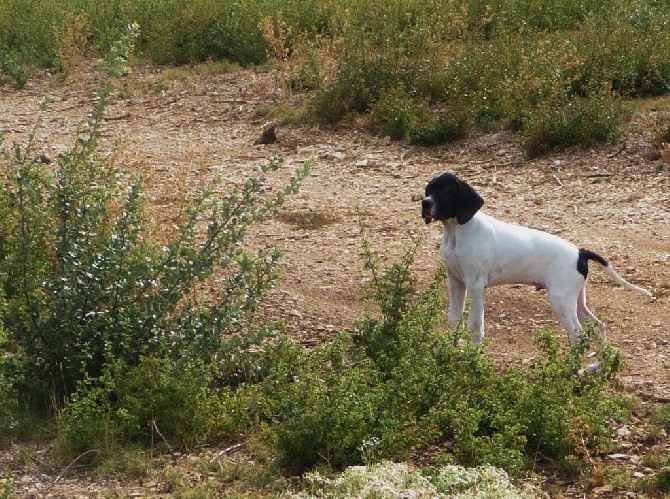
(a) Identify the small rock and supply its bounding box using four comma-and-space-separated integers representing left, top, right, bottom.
289, 309, 303, 319
617, 426, 632, 438
608, 453, 631, 460
254, 123, 276, 145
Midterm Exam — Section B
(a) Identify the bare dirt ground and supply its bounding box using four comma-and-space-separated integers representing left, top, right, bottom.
1, 63, 669, 497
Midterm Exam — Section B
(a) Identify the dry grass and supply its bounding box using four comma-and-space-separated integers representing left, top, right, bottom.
276, 209, 340, 231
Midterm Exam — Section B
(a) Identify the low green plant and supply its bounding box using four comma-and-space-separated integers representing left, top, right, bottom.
0, 0, 61, 85
650, 404, 670, 432
0, 51, 33, 88
524, 87, 624, 157
370, 88, 467, 144
369, 87, 417, 139
0, 24, 311, 427
655, 469, 670, 493
0, 289, 18, 441
0, 476, 13, 499
406, 109, 468, 146
263, 237, 630, 477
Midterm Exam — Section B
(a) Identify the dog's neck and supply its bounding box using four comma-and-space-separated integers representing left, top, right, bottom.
440, 217, 461, 251
440, 213, 484, 249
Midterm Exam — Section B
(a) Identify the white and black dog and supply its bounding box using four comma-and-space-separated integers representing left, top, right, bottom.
421, 172, 652, 349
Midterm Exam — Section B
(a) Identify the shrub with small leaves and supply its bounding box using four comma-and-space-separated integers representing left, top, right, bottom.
265, 237, 630, 477
524, 87, 624, 157
0, 289, 18, 440
0, 25, 312, 414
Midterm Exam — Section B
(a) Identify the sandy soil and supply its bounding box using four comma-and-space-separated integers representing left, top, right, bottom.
1, 63, 669, 497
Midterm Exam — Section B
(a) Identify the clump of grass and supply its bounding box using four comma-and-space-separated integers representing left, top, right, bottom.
277, 209, 339, 230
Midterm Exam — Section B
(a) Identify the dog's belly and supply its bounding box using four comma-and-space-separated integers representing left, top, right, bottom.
486, 267, 546, 288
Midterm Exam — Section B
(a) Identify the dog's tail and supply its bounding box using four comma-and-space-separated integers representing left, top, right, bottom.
579, 248, 652, 297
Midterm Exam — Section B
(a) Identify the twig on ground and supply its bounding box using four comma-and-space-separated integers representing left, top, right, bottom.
47, 449, 100, 491
153, 420, 175, 458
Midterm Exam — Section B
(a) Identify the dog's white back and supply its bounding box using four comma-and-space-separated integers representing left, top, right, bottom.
440, 211, 579, 289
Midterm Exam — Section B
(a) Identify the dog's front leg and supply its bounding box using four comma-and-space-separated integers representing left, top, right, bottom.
447, 275, 467, 331
466, 282, 486, 346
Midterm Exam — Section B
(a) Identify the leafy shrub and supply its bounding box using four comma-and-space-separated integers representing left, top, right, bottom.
406, 110, 467, 146
575, 4, 670, 98
135, 0, 268, 66
655, 469, 670, 493
268, 339, 388, 473
0, 289, 18, 440
0, 51, 33, 88
370, 88, 468, 144
524, 88, 624, 157
0, 0, 61, 82
370, 87, 416, 140
264, 238, 630, 477
58, 353, 241, 457
0, 25, 311, 415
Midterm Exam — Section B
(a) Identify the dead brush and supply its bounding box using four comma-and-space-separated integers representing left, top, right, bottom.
259, 12, 292, 61
56, 10, 91, 73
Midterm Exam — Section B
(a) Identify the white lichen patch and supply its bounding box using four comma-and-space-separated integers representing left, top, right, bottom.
295, 461, 540, 498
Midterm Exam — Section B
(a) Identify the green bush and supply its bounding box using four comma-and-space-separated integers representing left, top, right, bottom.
0, 289, 18, 441
0, 0, 61, 82
370, 88, 468, 144
524, 88, 624, 157
655, 469, 670, 493
133, 0, 268, 66
262, 239, 630, 477
406, 110, 467, 146
0, 26, 311, 414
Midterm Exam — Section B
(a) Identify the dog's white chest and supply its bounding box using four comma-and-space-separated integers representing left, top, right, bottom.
439, 235, 467, 282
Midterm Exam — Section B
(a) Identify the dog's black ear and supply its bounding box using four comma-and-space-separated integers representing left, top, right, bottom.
456, 179, 484, 224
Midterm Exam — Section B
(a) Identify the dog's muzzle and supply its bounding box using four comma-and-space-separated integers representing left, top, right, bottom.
421, 198, 433, 224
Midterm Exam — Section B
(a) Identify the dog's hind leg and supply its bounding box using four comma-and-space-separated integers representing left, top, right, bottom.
548, 288, 583, 345
550, 286, 602, 374
576, 287, 606, 339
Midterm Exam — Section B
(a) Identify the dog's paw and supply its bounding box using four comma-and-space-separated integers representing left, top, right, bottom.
579, 361, 602, 376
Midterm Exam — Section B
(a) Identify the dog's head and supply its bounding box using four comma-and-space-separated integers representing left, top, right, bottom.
421, 173, 484, 225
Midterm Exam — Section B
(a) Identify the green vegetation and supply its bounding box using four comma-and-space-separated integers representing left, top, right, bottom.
2, 0, 670, 153
0, 23, 312, 453
0, 35, 638, 481
1, 10, 668, 498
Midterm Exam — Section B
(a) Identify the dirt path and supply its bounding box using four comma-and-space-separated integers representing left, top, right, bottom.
1, 64, 669, 496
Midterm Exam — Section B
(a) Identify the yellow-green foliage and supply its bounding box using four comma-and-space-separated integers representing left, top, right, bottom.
2, 0, 669, 151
